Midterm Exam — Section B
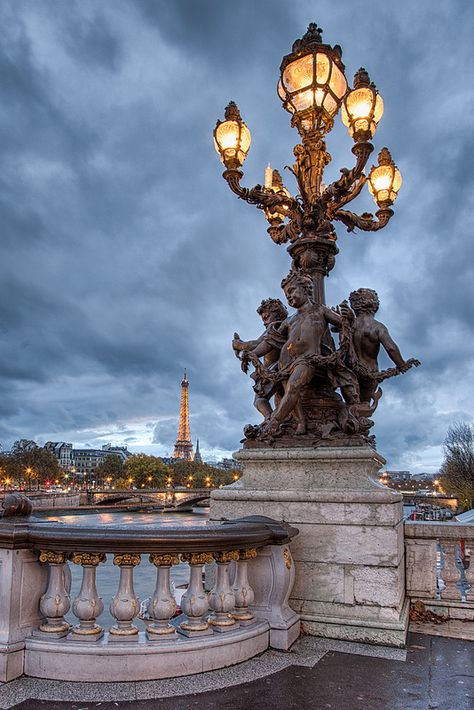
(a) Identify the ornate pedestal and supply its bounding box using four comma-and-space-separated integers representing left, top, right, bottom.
210, 446, 408, 647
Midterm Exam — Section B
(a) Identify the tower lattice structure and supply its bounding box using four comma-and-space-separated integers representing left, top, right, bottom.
173, 370, 194, 460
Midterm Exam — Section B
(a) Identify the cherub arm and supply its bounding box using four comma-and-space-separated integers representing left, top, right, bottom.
250, 319, 289, 356
323, 301, 353, 328
378, 324, 406, 368
232, 332, 266, 352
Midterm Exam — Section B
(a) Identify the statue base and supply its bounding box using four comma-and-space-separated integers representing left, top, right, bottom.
210, 446, 408, 648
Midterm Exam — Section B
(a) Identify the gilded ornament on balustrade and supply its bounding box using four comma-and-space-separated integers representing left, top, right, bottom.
39, 550, 67, 565
70, 551, 106, 566
181, 552, 215, 565
113, 553, 141, 566
214, 550, 240, 563
149, 553, 180, 566
283, 548, 292, 570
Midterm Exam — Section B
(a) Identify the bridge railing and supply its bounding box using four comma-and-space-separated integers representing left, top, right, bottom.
404, 521, 474, 622
0, 495, 299, 682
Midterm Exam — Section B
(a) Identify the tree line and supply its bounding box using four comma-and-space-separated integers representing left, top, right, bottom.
440, 422, 474, 511
94, 453, 239, 489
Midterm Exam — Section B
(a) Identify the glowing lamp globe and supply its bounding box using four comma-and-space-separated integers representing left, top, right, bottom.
342, 68, 384, 142
368, 148, 402, 207
277, 23, 348, 137
214, 101, 251, 170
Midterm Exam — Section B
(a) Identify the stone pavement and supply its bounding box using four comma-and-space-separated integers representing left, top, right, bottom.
1, 632, 472, 710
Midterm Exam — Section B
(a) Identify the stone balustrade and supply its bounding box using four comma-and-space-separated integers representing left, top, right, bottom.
404, 521, 474, 621
0, 502, 299, 682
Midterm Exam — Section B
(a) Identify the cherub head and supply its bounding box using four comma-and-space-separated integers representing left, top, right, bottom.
349, 288, 380, 316
281, 270, 314, 308
257, 298, 288, 326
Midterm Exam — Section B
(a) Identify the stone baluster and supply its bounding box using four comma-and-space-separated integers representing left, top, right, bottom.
179, 552, 214, 637
147, 554, 179, 639
439, 540, 461, 601
38, 551, 71, 637
232, 548, 257, 624
109, 553, 141, 639
208, 551, 239, 632
69, 552, 106, 640
463, 541, 474, 602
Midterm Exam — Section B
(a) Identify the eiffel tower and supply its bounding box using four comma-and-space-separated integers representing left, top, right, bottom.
173, 370, 194, 460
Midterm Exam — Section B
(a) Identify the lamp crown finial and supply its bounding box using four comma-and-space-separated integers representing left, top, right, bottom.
378, 147, 393, 166
224, 101, 242, 121
353, 67, 371, 89
292, 22, 323, 53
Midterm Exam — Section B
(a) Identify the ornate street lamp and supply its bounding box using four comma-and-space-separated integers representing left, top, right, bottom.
213, 101, 251, 170
213, 22, 402, 306
341, 67, 384, 142
277, 23, 347, 137
368, 147, 402, 208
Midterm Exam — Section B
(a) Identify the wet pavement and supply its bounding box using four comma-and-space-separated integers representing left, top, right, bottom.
5, 632, 473, 710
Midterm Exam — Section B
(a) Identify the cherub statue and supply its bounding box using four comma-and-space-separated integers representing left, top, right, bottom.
232, 298, 288, 421
346, 288, 420, 405
246, 270, 356, 436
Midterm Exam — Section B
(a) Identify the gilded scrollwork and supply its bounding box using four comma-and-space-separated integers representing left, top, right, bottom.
181, 552, 215, 566
70, 552, 106, 566
149, 554, 180, 567
113, 553, 141, 567
213, 550, 240, 564
283, 548, 292, 570
39, 550, 67, 565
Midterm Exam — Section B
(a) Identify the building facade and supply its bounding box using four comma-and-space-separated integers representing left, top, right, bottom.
44, 442, 131, 476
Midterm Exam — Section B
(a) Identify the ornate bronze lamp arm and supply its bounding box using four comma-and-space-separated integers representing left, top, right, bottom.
222, 169, 298, 213
333, 207, 394, 233
325, 175, 366, 219
323, 141, 373, 215
267, 206, 303, 245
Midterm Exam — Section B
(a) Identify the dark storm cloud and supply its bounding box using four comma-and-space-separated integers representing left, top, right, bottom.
0, 0, 473, 471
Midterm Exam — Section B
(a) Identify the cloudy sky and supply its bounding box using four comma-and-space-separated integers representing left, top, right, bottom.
0, 0, 472, 471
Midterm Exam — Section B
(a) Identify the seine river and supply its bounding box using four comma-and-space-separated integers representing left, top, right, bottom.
42, 508, 209, 630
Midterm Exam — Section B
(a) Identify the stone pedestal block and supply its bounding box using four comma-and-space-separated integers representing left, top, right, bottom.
210, 446, 408, 648
0, 548, 47, 681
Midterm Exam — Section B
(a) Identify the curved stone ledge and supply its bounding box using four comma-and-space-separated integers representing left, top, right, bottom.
24, 621, 269, 682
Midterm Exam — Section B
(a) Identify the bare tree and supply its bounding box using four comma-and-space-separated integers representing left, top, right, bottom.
440, 423, 474, 511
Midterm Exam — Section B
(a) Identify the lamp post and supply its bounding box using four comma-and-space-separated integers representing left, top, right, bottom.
211, 27, 418, 647
213, 23, 402, 307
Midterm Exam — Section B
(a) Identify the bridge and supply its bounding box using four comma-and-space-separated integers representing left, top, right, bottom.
87, 488, 211, 510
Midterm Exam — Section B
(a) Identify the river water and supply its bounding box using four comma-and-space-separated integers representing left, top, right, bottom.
41, 508, 209, 630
